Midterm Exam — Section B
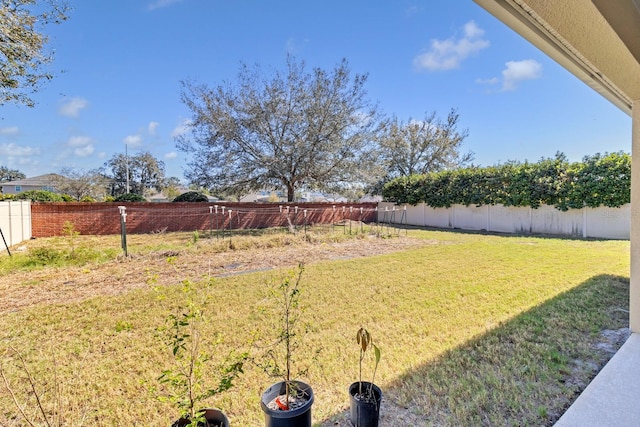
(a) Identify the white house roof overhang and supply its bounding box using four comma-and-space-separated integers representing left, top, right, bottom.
473, 0, 640, 115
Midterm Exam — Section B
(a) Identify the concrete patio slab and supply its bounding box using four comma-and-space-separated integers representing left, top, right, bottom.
554, 333, 640, 427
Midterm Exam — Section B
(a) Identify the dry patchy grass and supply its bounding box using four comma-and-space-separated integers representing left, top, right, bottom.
0, 228, 631, 426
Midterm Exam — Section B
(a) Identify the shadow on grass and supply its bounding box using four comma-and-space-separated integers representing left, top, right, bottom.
388, 222, 624, 242
318, 274, 629, 427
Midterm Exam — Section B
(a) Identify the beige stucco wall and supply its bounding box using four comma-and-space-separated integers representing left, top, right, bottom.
522, 0, 640, 101
630, 101, 640, 332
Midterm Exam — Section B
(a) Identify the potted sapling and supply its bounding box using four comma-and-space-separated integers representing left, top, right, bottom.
349, 327, 382, 427
156, 278, 247, 427
256, 264, 318, 427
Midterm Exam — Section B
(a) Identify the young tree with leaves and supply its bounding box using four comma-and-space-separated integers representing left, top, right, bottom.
177, 56, 381, 202
104, 151, 166, 197
0, 166, 26, 182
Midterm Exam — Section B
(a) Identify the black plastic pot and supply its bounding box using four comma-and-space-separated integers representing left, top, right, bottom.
171, 408, 229, 427
349, 382, 382, 427
260, 380, 314, 427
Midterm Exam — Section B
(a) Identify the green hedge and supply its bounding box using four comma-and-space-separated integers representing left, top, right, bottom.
114, 193, 146, 202
383, 152, 631, 211
172, 191, 208, 202
14, 190, 65, 202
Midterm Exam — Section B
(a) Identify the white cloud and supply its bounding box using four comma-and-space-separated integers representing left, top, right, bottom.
148, 121, 160, 135
65, 136, 94, 157
501, 59, 543, 91
0, 126, 19, 136
74, 144, 95, 157
463, 20, 484, 39
58, 97, 89, 118
164, 151, 178, 160
476, 59, 543, 92
123, 135, 143, 147
148, 0, 184, 11
414, 21, 490, 71
67, 136, 92, 147
0, 142, 40, 156
171, 119, 192, 138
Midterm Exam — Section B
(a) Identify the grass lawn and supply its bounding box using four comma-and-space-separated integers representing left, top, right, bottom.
0, 228, 630, 426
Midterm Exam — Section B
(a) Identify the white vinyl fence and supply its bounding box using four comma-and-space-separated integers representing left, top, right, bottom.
378, 202, 630, 240
0, 201, 32, 248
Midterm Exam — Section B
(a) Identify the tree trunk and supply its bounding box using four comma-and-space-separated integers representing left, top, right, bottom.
287, 184, 295, 202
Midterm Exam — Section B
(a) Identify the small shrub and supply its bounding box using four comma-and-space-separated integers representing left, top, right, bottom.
114, 193, 146, 202
173, 191, 209, 202
80, 195, 96, 202
156, 277, 247, 425
62, 221, 80, 255
27, 247, 64, 265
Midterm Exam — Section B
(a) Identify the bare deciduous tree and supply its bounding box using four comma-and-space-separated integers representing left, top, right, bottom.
54, 168, 110, 200
378, 108, 473, 178
177, 56, 380, 202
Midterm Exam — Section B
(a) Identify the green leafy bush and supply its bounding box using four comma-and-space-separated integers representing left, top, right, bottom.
114, 193, 146, 202
172, 191, 209, 202
27, 247, 64, 265
383, 151, 631, 211
14, 190, 64, 202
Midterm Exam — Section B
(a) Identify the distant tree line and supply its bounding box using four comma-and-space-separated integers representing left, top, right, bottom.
382, 152, 631, 211
0, 151, 180, 202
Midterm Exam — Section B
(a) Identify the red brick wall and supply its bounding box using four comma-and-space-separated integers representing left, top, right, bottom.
31, 202, 379, 237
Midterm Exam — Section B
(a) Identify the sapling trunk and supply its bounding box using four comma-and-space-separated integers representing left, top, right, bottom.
281, 265, 303, 409
260, 264, 309, 411
358, 346, 364, 396
356, 328, 381, 399
356, 328, 372, 396
188, 326, 199, 422
285, 297, 291, 409
368, 344, 381, 397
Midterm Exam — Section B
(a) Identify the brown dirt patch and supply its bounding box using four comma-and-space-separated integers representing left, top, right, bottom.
0, 235, 427, 315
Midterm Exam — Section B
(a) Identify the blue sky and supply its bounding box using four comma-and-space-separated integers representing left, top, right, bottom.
0, 0, 632, 180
